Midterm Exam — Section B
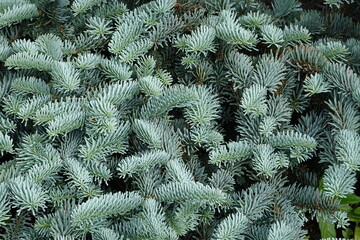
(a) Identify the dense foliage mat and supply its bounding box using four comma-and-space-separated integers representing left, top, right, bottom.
0, 0, 360, 239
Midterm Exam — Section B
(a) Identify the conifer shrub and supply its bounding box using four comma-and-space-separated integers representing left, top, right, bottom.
0, 0, 360, 239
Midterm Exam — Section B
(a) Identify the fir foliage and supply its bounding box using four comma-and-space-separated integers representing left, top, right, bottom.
0, 0, 359, 239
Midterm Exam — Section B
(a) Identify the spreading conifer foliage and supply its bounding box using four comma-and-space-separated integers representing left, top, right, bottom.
0, 0, 360, 239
